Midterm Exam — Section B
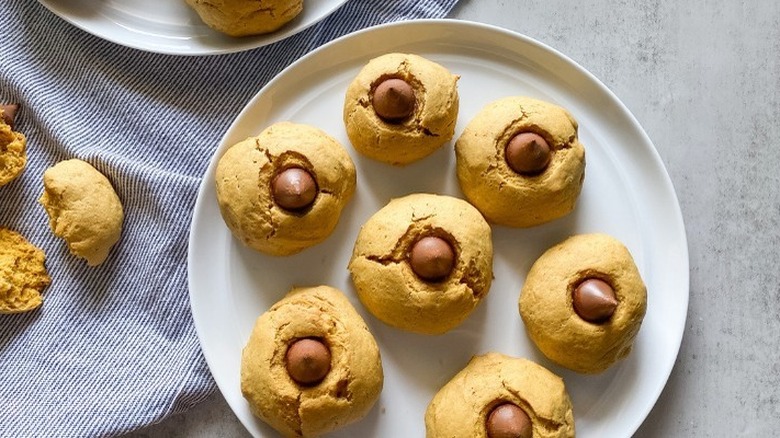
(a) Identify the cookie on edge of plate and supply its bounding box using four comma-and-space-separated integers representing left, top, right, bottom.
185, 0, 303, 37
519, 233, 647, 374
344, 53, 459, 165
425, 352, 575, 438
241, 285, 383, 437
215, 121, 356, 257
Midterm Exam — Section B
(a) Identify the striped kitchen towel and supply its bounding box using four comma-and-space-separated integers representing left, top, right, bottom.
0, 0, 460, 436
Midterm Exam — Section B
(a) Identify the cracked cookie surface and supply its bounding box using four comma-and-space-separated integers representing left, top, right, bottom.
0, 107, 26, 187
215, 122, 356, 256
185, 0, 303, 37
39, 159, 124, 266
349, 193, 493, 335
455, 96, 585, 227
343, 53, 459, 165
519, 233, 647, 373
0, 227, 51, 314
241, 285, 383, 437
425, 352, 575, 438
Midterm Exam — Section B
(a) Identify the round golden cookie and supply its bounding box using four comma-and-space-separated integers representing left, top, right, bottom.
343, 53, 460, 165
455, 96, 586, 227
215, 122, 356, 256
39, 159, 124, 266
519, 233, 647, 374
425, 352, 575, 438
241, 285, 383, 437
185, 0, 303, 37
0, 227, 51, 314
348, 193, 493, 335
0, 107, 26, 187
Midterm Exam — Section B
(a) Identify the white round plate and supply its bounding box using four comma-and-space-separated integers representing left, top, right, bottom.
189, 19, 689, 438
37, 0, 348, 55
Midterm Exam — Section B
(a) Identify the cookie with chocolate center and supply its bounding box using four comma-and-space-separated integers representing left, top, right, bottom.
241, 285, 383, 437
349, 193, 493, 335
215, 122, 356, 256
455, 96, 585, 227
519, 233, 647, 373
344, 53, 459, 165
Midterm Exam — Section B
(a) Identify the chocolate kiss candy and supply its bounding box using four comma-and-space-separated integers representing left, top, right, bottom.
372, 78, 415, 122
486, 402, 533, 438
573, 278, 619, 323
505, 132, 552, 175
409, 236, 455, 281
285, 338, 331, 385
272, 167, 317, 211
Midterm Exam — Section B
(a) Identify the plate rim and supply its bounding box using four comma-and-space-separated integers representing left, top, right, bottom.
36, 0, 350, 56
187, 18, 690, 437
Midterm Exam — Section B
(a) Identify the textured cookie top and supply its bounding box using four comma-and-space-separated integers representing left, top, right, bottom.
349, 193, 493, 334
0, 227, 51, 314
215, 122, 356, 256
519, 233, 647, 373
241, 285, 383, 437
185, 0, 303, 37
344, 53, 459, 165
425, 352, 575, 438
39, 159, 124, 266
455, 96, 585, 227
0, 107, 27, 187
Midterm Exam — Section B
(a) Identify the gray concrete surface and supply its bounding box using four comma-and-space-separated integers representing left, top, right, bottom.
129, 0, 780, 436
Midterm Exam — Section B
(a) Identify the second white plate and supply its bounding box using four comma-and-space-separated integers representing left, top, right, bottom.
189, 19, 689, 437
38, 0, 348, 55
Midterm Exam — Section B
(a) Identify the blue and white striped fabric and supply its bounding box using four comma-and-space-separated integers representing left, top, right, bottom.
0, 0, 459, 436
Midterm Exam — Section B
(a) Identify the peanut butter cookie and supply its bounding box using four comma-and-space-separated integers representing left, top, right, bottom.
39, 159, 124, 266
0, 227, 51, 314
349, 193, 493, 335
519, 233, 647, 373
241, 285, 383, 437
455, 96, 585, 227
344, 53, 459, 165
185, 0, 303, 37
426, 352, 575, 438
215, 122, 356, 256
0, 105, 26, 187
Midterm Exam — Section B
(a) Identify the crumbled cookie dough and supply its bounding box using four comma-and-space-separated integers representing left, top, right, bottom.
185, 0, 303, 37
241, 285, 383, 437
39, 159, 124, 266
426, 353, 575, 438
455, 96, 585, 227
0, 105, 27, 187
344, 53, 460, 165
349, 193, 493, 335
0, 227, 51, 314
215, 122, 356, 256
519, 233, 647, 373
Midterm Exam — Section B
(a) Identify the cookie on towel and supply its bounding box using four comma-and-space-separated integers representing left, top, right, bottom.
0, 104, 26, 187
0, 227, 51, 314
39, 159, 124, 266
